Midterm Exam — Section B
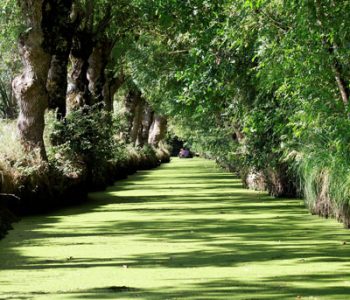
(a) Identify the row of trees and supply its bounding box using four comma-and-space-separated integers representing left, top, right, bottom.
1, 0, 350, 224
0, 0, 171, 205
0, 0, 168, 157
123, 0, 350, 224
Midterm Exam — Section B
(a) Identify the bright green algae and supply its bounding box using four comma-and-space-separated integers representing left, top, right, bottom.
1, 158, 350, 299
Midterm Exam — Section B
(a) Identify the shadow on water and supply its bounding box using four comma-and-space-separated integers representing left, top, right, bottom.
0, 158, 350, 299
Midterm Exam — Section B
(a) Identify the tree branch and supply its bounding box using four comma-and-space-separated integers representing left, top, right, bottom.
0, 193, 21, 201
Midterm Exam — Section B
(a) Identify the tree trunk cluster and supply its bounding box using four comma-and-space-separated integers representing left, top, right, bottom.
12, 0, 125, 159
123, 89, 167, 148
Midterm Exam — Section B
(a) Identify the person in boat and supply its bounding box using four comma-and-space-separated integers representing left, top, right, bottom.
179, 148, 185, 158
179, 148, 191, 158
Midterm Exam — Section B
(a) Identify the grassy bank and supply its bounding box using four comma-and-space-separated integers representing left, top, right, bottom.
0, 116, 170, 238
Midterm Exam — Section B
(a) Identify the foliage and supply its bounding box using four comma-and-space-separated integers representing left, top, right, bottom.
123, 0, 350, 216
0, 0, 21, 119
49, 106, 119, 169
0, 120, 44, 177
1, 0, 350, 223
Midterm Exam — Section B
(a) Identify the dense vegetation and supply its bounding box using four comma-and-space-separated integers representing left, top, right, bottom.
0, 0, 171, 231
1, 0, 350, 229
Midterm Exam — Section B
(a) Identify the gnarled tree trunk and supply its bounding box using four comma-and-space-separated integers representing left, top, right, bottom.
87, 38, 113, 105
12, 0, 52, 160
67, 30, 94, 111
46, 0, 74, 119
67, 3, 112, 111
148, 115, 167, 147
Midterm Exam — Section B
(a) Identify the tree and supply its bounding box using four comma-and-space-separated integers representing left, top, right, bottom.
46, 0, 75, 119
12, 0, 52, 159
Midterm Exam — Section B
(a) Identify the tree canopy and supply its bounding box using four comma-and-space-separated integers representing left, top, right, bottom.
1, 0, 350, 225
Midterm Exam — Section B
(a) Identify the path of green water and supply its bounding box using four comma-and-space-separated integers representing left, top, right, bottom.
1, 158, 350, 299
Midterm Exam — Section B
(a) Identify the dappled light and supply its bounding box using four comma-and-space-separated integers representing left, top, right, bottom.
1, 1, 350, 297
1, 159, 350, 299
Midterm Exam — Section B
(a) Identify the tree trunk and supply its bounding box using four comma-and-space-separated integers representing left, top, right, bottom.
138, 104, 154, 147
330, 54, 349, 107
124, 90, 141, 142
232, 124, 244, 143
87, 38, 113, 105
130, 98, 144, 145
67, 30, 94, 111
45, 0, 74, 119
148, 115, 167, 147
12, 0, 52, 160
0, 78, 17, 119
103, 74, 124, 112
67, 4, 112, 111
47, 56, 70, 118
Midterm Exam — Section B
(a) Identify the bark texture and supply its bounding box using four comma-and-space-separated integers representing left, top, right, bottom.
45, 0, 74, 119
67, 3, 112, 111
331, 56, 349, 107
138, 104, 154, 147
124, 90, 141, 142
103, 74, 124, 112
67, 31, 93, 111
12, 0, 52, 159
87, 38, 114, 105
148, 115, 167, 147
130, 97, 144, 145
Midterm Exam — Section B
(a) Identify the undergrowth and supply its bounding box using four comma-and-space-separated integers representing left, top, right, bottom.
292, 114, 350, 227
0, 108, 170, 212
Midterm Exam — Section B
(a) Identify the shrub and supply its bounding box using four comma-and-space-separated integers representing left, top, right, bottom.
0, 120, 47, 197
294, 115, 350, 227
48, 106, 120, 188
241, 98, 299, 197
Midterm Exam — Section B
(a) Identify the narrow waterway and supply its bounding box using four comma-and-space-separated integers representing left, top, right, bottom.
0, 158, 350, 299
